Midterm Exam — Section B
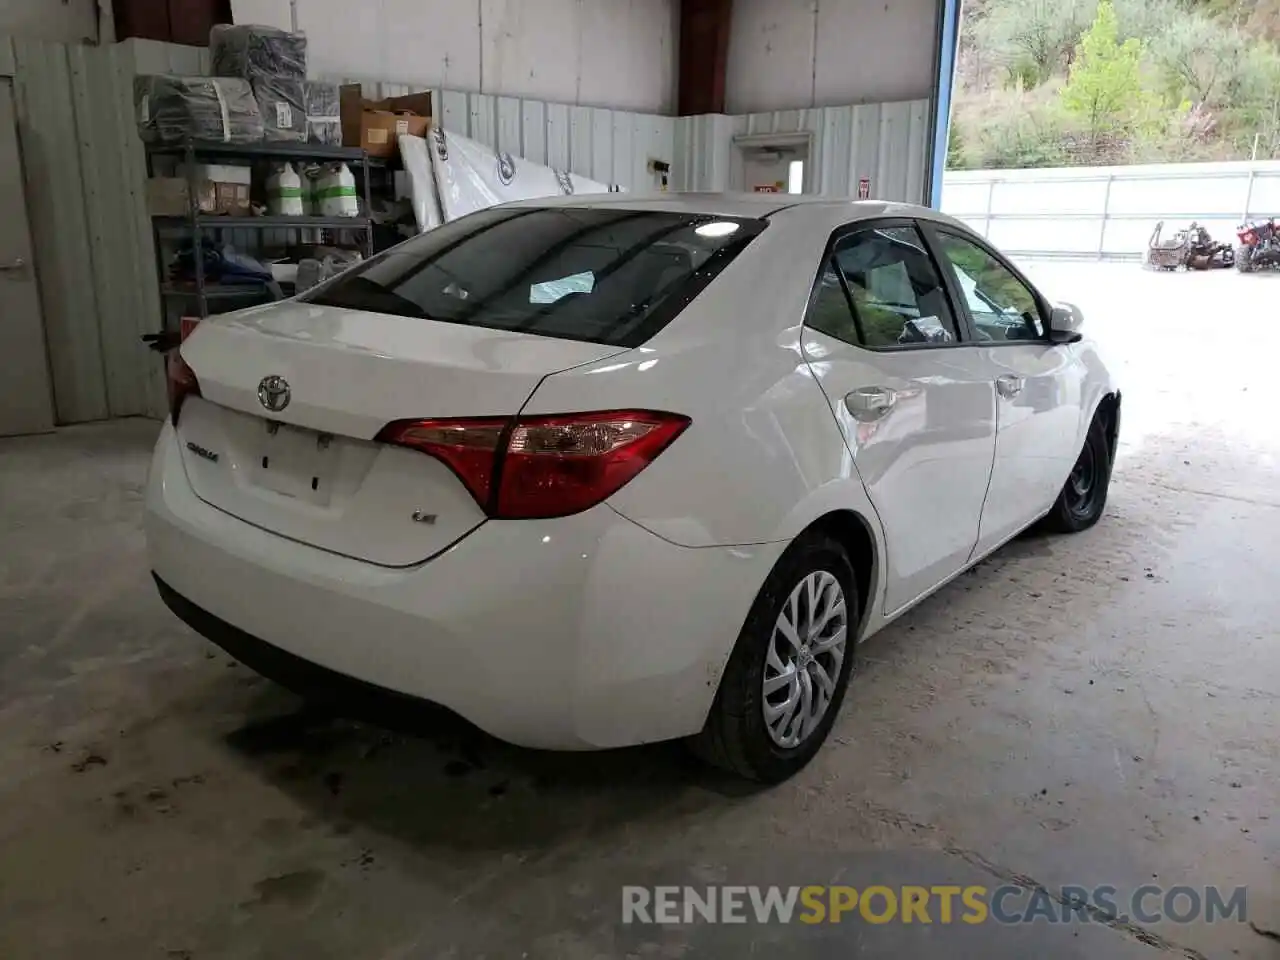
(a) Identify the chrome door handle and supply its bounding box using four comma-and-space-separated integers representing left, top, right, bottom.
996, 375, 1024, 399
845, 386, 897, 421
0, 258, 25, 272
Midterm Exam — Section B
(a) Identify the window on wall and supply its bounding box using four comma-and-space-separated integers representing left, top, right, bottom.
788, 160, 805, 194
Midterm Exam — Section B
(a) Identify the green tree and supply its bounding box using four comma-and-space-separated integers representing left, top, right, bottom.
1151, 16, 1244, 105
975, 0, 1098, 86
1060, 0, 1158, 145
1112, 0, 1184, 43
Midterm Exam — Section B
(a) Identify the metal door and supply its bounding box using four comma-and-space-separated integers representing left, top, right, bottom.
0, 78, 54, 436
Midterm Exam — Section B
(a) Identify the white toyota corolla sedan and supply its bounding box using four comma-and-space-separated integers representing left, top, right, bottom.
147, 194, 1120, 782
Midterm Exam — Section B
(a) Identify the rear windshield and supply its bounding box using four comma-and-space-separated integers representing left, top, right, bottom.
301, 207, 766, 347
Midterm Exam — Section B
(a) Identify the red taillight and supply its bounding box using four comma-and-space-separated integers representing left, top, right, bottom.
377, 410, 690, 519
166, 351, 201, 425
499, 411, 691, 518
374, 417, 509, 506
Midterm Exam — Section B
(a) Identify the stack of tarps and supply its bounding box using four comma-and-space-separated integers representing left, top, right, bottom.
401, 127, 618, 232
210, 24, 312, 142
210, 23, 306, 78
303, 81, 342, 145
134, 75, 264, 143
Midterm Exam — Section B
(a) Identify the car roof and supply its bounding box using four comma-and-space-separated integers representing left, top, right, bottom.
502, 191, 972, 232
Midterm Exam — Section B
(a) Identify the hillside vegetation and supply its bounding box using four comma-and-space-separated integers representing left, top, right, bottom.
949, 0, 1280, 168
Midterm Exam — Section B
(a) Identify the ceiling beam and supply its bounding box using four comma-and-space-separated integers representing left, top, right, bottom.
678, 0, 733, 116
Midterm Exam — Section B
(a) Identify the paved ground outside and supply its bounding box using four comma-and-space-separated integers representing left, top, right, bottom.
0, 262, 1276, 959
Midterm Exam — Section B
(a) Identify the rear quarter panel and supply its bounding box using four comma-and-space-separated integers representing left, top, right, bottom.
520, 213, 889, 611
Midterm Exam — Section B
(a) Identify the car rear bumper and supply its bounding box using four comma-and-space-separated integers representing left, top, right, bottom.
145, 423, 784, 750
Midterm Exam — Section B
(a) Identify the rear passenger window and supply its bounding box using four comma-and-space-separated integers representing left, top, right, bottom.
807, 225, 959, 348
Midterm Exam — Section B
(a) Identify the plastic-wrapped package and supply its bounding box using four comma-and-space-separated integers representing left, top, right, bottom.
296, 249, 363, 293
134, 75, 264, 143
304, 81, 342, 144
252, 75, 307, 141
428, 128, 615, 223
210, 24, 306, 81
397, 134, 443, 232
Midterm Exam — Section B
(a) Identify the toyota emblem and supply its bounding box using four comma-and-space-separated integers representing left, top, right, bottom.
497, 152, 516, 186
257, 375, 291, 413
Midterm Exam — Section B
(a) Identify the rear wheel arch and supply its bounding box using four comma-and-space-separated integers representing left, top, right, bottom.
790, 509, 878, 640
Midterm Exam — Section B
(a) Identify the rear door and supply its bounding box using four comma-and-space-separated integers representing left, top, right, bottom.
925, 225, 1085, 555
801, 220, 998, 615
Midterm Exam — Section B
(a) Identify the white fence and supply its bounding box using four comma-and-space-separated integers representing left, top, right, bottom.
942, 161, 1280, 260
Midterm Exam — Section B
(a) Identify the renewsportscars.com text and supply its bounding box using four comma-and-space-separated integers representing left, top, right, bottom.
622, 884, 1248, 926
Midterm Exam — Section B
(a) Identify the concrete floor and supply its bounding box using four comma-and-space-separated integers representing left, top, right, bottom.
1, 263, 1277, 959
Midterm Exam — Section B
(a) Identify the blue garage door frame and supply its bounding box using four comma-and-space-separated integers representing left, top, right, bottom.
927, 0, 963, 209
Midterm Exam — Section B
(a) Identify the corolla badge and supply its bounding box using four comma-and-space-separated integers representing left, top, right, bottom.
257, 375, 291, 412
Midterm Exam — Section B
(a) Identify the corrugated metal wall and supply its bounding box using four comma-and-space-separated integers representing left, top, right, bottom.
671, 114, 736, 193
340, 80, 675, 192
673, 99, 931, 203
0, 36, 191, 425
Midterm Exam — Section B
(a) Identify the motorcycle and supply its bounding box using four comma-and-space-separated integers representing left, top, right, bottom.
1146, 221, 1234, 271
1236, 218, 1280, 273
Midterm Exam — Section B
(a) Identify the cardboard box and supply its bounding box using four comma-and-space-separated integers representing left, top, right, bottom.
145, 175, 251, 217
183, 164, 251, 215
340, 84, 432, 158
147, 177, 190, 216
197, 181, 251, 216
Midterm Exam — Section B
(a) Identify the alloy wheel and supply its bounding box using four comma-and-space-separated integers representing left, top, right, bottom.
762, 571, 848, 748
1065, 441, 1101, 520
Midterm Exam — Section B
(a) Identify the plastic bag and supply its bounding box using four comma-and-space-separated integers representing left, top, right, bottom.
304, 81, 341, 145
134, 75, 263, 143
252, 75, 307, 142
210, 24, 306, 82
296, 250, 362, 293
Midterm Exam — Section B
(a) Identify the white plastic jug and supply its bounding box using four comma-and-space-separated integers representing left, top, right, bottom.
266, 162, 304, 216
319, 162, 359, 217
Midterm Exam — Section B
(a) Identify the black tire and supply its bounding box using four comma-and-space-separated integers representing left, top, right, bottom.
1236, 246, 1254, 273
690, 531, 859, 783
1044, 416, 1112, 533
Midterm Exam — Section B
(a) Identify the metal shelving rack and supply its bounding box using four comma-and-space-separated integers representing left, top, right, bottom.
145, 139, 377, 324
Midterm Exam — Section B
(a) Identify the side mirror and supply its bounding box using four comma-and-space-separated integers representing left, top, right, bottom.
1048, 302, 1084, 344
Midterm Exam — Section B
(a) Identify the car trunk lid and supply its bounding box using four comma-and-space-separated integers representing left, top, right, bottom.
175, 301, 624, 566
